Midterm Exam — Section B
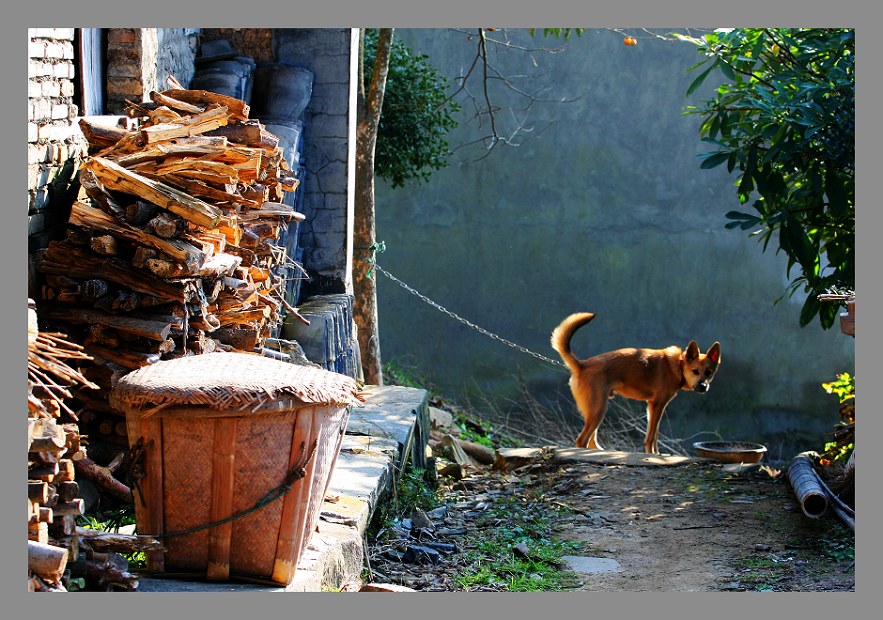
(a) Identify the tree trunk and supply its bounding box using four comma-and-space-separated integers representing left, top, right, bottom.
353, 28, 394, 386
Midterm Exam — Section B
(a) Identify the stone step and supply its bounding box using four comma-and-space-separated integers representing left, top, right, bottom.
135, 384, 429, 592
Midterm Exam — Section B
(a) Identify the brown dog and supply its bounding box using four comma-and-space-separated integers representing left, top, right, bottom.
551, 312, 721, 454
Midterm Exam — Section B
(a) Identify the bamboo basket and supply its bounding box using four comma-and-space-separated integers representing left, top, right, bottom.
109, 352, 362, 585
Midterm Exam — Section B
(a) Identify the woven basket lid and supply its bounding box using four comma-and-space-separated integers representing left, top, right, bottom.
109, 352, 362, 413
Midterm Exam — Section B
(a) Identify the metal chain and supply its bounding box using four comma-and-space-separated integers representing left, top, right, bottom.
373, 263, 567, 370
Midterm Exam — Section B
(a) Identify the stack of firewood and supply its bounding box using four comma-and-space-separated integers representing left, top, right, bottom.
33, 87, 309, 444
28, 298, 139, 592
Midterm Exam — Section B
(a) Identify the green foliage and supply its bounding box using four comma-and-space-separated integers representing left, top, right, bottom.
680, 28, 855, 328
528, 28, 586, 39
363, 30, 460, 188
394, 467, 439, 514
820, 372, 855, 463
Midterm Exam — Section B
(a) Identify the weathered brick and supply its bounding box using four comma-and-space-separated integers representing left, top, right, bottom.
53, 61, 75, 80
108, 29, 137, 44
29, 60, 52, 78
32, 28, 74, 40
28, 143, 49, 164
27, 164, 43, 188
51, 103, 69, 120
28, 41, 46, 59
32, 97, 52, 120
28, 80, 42, 98
45, 41, 67, 59
28, 123, 39, 143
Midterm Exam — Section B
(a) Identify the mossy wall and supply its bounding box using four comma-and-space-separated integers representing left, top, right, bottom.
374, 29, 855, 459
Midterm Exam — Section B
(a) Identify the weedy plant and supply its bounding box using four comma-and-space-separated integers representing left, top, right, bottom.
454, 492, 586, 591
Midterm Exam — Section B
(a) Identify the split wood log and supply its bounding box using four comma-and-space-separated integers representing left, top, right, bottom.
146, 250, 242, 279
111, 136, 231, 168
205, 122, 265, 146
436, 434, 483, 469
148, 89, 204, 114
140, 105, 230, 143
159, 88, 250, 121
29, 481, 50, 504
38, 307, 173, 342
56, 459, 76, 482
70, 551, 140, 592
28, 418, 68, 453
52, 499, 85, 518
84, 343, 161, 370
76, 527, 164, 554
147, 212, 187, 239
73, 457, 133, 504
28, 540, 69, 583
37, 241, 194, 303
56, 481, 80, 503
89, 234, 121, 256
82, 157, 222, 229
69, 199, 206, 268
78, 118, 134, 151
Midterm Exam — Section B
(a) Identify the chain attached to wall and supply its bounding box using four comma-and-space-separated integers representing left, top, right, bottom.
373, 262, 567, 371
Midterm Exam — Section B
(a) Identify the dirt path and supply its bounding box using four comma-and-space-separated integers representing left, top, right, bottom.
546, 454, 854, 591
367, 449, 855, 592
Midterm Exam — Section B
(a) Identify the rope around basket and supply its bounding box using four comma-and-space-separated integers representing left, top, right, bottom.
132, 440, 318, 540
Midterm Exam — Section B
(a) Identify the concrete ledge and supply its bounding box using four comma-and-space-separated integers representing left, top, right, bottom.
135, 385, 429, 593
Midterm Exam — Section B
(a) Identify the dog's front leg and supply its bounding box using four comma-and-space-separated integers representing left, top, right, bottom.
644, 399, 671, 455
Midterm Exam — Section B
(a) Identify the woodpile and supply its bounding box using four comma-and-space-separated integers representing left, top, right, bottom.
28, 299, 139, 591
28, 86, 311, 590
33, 86, 309, 446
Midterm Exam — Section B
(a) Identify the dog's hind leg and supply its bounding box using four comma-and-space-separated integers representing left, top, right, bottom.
575, 390, 609, 450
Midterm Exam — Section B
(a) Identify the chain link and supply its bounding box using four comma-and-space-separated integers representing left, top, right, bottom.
373, 263, 567, 370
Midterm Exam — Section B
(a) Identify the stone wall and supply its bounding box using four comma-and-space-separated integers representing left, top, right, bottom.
198, 28, 358, 299
272, 29, 358, 298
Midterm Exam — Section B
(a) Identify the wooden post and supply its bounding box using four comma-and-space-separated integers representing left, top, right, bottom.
271, 408, 313, 585
207, 418, 238, 581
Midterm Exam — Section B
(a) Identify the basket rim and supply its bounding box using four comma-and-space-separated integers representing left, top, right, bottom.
109, 351, 363, 413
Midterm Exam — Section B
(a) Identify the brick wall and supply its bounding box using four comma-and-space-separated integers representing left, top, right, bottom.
106, 28, 198, 114
27, 28, 88, 258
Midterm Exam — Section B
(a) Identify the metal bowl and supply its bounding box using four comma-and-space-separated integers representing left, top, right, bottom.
693, 441, 767, 464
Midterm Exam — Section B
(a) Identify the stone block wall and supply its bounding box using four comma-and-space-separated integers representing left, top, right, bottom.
27, 28, 88, 259
198, 28, 358, 299
272, 29, 358, 299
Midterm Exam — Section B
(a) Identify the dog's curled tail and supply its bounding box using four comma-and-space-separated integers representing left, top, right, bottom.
550, 312, 596, 374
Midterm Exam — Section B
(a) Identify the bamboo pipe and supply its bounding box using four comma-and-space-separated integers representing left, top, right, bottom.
786, 451, 828, 519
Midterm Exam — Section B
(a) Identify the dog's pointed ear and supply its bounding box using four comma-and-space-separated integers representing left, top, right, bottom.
707, 342, 721, 364
685, 340, 700, 361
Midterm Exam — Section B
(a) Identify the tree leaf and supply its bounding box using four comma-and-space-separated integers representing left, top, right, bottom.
686, 60, 719, 97
699, 151, 730, 169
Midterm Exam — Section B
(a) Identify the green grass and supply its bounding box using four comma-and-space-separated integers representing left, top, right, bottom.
454, 494, 586, 591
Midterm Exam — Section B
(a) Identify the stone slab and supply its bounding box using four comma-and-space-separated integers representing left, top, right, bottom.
347, 385, 430, 470
561, 555, 624, 574
497, 446, 707, 467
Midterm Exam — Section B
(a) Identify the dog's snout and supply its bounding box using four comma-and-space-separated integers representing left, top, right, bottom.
695, 382, 709, 393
